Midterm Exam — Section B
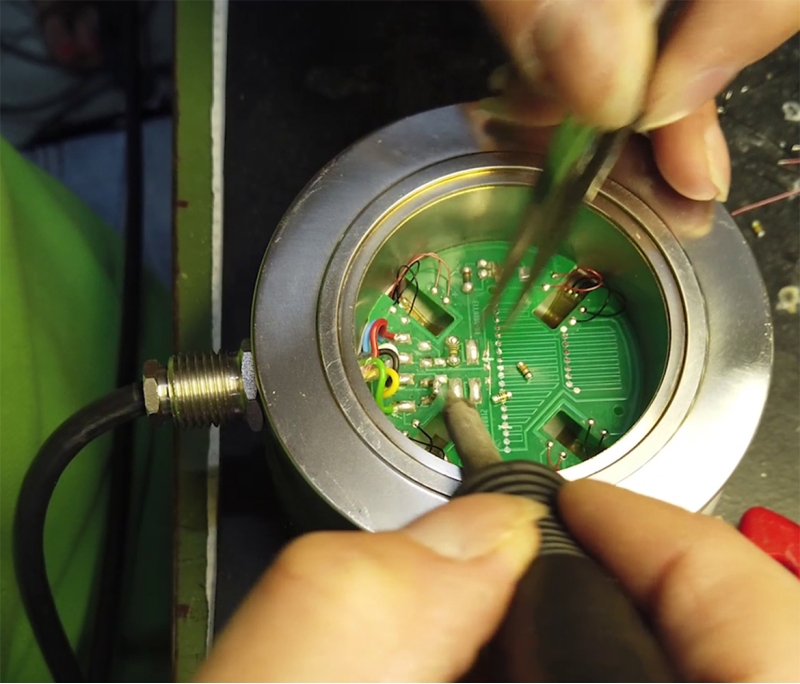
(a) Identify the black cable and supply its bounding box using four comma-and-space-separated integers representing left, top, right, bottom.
13, 383, 145, 683
88, 2, 143, 679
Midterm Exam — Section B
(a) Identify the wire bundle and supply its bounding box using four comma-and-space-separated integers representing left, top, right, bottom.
359, 319, 401, 414
390, 253, 453, 313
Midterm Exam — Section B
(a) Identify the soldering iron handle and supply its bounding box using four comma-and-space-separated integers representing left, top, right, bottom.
455, 461, 676, 683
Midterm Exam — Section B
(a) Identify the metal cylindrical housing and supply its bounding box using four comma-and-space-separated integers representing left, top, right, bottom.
252, 105, 773, 531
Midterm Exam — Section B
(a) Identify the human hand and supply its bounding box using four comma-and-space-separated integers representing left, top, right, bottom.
196, 482, 800, 682
479, 0, 800, 203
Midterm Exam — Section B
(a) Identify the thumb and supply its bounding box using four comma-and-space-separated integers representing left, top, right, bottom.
195, 494, 544, 682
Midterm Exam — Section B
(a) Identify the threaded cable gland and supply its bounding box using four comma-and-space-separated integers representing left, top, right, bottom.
167, 351, 247, 428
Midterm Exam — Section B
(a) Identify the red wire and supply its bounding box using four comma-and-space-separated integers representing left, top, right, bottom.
378, 321, 395, 340
369, 318, 394, 357
731, 188, 800, 217
369, 320, 383, 357
546, 442, 557, 469
551, 267, 604, 293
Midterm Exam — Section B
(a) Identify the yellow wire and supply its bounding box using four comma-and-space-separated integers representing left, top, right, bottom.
383, 367, 400, 398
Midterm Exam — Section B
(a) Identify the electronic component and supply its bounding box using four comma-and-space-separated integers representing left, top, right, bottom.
751, 220, 765, 238
491, 390, 512, 405
398, 373, 415, 386
445, 335, 461, 356
468, 378, 482, 405
461, 266, 474, 294
394, 333, 412, 344
465, 339, 480, 366
516, 361, 533, 381
451, 378, 464, 398
534, 268, 602, 329
445, 336, 461, 367
477, 260, 500, 280
393, 401, 417, 414
432, 375, 448, 395
518, 267, 530, 282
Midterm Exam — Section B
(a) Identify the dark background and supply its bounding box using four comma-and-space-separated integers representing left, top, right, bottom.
218, 1, 799, 632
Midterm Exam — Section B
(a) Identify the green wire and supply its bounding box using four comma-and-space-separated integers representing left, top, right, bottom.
369, 357, 394, 415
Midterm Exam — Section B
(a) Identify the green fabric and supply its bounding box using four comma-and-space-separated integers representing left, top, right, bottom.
0, 139, 171, 682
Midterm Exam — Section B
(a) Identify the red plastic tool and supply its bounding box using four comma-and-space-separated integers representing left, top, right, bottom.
738, 507, 800, 578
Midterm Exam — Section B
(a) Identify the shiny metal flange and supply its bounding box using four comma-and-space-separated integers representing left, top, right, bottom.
252, 105, 773, 531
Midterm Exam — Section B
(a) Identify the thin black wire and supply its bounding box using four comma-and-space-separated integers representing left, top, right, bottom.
593, 286, 627, 318
575, 286, 626, 322
16, 77, 117, 148
392, 261, 420, 300
0, 76, 102, 115
14, 384, 145, 683
409, 437, 446, 459
378, 347, 400, 373
89, 2, 143, 678
392, 262, 420, 314
415, 425, 445, 458
0, 38, 61, 67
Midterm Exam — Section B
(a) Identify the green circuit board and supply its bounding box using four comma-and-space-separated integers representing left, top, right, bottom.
361, 241, 644, 471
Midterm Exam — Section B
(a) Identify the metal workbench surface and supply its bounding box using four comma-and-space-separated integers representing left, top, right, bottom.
215, 1, 799, 635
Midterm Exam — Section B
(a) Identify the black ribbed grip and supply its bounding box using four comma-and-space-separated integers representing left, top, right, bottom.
456, 460, 582, 558
456, 460, 676, 682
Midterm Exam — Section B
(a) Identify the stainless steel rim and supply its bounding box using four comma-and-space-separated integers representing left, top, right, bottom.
252, 105, 772, 529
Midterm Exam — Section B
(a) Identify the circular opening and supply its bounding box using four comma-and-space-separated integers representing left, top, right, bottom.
352, 182, 670, 474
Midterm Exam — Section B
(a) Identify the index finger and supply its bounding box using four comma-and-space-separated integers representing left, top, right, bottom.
560, 480, 800, 683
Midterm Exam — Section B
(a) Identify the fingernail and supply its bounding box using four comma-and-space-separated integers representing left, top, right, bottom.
640, 65, 738, 131
477, 96, 520, 123
705, 120, 730, 202
403, 493, 547, 562
488, 64, 514, 94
